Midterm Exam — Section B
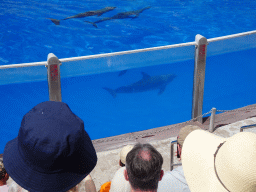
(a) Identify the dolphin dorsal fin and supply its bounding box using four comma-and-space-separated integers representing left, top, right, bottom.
158, 85, 166, 95
141, 72, 151, 80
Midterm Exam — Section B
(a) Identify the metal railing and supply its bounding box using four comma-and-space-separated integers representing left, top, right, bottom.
170, 140, 182, 171
240, 124, 256, 132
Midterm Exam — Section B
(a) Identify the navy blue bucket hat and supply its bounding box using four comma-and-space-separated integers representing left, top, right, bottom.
3, 101, 97, 192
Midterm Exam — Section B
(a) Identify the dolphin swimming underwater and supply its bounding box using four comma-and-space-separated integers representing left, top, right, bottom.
47, 7, 116, 25
103, 72, 176, 98
85, 6, 151, 28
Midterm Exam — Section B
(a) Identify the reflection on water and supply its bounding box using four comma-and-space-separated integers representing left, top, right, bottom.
0, 0, 256, 64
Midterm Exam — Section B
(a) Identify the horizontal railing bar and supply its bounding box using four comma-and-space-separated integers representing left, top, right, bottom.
59, 42, 196, 63
208, 30, 256, 43
0, 42, 196, 69
0, 61, 47, 69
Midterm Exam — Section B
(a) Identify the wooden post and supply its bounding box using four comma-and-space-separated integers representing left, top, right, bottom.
47, 53, 62, 102
192, 34, 207, 123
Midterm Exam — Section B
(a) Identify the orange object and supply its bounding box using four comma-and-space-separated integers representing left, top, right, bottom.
100, 181, 111, 192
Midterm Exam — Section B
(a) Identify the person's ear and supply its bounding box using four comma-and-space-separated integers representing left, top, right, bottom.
177, 144, 182, 159
159, 170, 164, 181
124, 169, 129, 181
4, 173, 9, 181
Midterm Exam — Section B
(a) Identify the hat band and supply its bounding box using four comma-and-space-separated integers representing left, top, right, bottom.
214, 142, 230, 192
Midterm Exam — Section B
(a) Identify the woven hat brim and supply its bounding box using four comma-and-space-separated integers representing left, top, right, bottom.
120, 145, 134, 165
4, 137, 95, 192
177, 125, 201, 147
182, 130, 227, 192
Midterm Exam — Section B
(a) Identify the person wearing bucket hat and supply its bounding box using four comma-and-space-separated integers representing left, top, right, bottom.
3, 101, 98, 192
109, 145, 134, 192
182, 129, 256, 192
157, 125, 201, 192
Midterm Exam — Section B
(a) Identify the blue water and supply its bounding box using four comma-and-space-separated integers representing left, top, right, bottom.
0, 0, 256, 64
1, 0, 256, 153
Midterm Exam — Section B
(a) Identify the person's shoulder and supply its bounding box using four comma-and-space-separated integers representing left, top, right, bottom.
118, 166, 126, 172
0, 184, 9, 192
165, 166, 184, 176
157, 166, 189, 191
110, 167, 131, 192
172, 165, 184, 173
7, 180, 29, 192
112, 167, 126, 180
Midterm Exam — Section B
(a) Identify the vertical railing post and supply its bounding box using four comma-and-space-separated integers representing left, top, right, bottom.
192, 34, 208, 123
47, 53, 62, 102
209, 107, 216, 132
170, 141, 174, 171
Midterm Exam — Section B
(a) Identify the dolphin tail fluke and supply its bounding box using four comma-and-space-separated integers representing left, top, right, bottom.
84, 20, 98, 28
47, 18, 61, 25
103, 87, 117, 98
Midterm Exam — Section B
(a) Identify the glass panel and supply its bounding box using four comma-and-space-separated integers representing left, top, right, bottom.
61, 58, 194, 140
60, 45, 195, 78
0, 67, 48, 153
0, 65, 47, 85
204, 34, 256, 114
0, 45, 195, 153
208, 32, 256, 56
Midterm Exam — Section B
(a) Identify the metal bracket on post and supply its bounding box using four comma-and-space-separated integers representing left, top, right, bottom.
240, 124, 256, 132
170, 140, 182, 171
47, 53, 62, 102
192, 34, 208, 123
209, 107, 216, 132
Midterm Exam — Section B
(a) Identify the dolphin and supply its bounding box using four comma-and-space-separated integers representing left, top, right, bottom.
103, 72, 176, 98
85, 6, 151, 28
47, 7, 116, 25
47, 18, 61, 25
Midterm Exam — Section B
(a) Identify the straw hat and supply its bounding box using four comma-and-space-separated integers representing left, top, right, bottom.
177, 125, 201, 147
120, 145, 134, 165
182, 130, 256, 192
